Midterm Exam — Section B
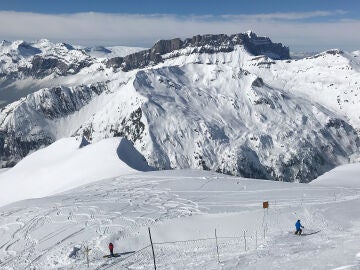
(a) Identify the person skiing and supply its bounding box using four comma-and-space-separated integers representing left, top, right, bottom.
108, 242, 114, 256
295, 219, 304, 235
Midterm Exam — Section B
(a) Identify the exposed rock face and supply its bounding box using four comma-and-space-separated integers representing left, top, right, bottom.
18, 55, 92, 78
107, 32, 290, 71
105, 56, 124, 69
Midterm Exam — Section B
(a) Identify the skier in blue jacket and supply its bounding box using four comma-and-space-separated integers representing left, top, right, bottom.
295, 219, 304, 235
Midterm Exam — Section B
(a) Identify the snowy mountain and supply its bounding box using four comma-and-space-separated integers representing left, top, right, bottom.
0, 39, 93, 81
0, 39, 101, 107
0, 32, 359, 182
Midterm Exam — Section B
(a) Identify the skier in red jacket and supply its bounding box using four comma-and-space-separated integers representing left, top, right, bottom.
108, 242, 114, 256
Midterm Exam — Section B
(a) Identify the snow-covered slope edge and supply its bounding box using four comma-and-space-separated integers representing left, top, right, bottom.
0, 136, 152, 207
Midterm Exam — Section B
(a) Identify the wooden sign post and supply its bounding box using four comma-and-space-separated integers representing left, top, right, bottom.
262, 201, 269, 238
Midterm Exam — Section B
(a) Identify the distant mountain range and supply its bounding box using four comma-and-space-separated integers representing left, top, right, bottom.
0, 32, 359, 182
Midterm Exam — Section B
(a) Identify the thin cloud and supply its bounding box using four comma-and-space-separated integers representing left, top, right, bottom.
221, 10, 347, 21
0, 11, 358, 51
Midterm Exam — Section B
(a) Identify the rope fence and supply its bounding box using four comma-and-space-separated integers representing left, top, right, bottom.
98, 227, 269, 270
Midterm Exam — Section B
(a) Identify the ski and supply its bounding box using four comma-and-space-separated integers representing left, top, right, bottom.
103, 251, 135, 258
300, 230, 321, 236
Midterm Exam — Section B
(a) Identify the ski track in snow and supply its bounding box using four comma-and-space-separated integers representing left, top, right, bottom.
0, 170, 359, 269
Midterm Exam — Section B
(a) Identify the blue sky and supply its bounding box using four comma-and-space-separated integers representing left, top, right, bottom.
0, 0, 359, 51
0, 0, 359, 18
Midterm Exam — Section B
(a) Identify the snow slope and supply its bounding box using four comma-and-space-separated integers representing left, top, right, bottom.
0, 167, 359, 269
0, 136, 152, 207
311, 162, 360, 188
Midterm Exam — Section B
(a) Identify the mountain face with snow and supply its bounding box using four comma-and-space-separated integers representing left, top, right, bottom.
0, 82, 108, 166
0, 39, 93, 80
0, 32, 359, 182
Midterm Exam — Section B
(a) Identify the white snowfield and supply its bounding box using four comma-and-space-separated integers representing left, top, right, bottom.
0, 137, 152, 207
0, 138, 359, 269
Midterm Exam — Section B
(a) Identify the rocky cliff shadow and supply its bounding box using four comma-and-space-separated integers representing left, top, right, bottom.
116, 138, 156, 172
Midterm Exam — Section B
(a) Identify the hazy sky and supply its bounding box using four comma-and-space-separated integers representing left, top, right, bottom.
0, 0, 359, 52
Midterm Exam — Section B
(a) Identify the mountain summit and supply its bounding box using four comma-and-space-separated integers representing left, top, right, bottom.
106, 32, 290, 71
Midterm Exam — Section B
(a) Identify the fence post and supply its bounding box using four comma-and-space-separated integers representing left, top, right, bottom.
84, 245, 91, 268
255, 231, 257, 250
243, 231, 247, 251
215, 228, 220, 263
148, 227, 157, 270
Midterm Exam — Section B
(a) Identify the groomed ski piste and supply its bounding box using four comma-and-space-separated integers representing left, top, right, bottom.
0, 137, 359, 269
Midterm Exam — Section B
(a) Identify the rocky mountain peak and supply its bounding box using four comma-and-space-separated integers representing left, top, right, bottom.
107, 31, 290, 71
